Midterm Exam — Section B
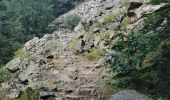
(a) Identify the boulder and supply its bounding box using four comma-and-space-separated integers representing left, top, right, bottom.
112, 90, 153, 100
105, 2, 114, 10
8, 89, 20, 99
74, 22, 83, 32
5, 58, 21, 73
24, 37, 40, 51
94, 35, 100, 46
93, 27, 100, 33
127, 2, 168, 21
95, 58, 106, 68
83, 40, 94, 52
99, 41, 109, 50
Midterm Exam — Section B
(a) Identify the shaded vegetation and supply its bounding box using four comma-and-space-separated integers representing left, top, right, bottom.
108, 6, 170, 99
14, 49, 29, 59
83, 48, 106, 61
0, 67, 10, 82
0, 0, 84, 65
150, 0, 169, 4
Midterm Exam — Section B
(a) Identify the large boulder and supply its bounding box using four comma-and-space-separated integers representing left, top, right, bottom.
112, 90, 153, 100
127, 2, 168, 21
8, 89, 21, 99
24, 37, 40, 51
5, 58, 21, 73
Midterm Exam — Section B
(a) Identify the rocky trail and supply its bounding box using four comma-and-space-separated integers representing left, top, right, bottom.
36, 31, 107, 99
2, 30, 108, 99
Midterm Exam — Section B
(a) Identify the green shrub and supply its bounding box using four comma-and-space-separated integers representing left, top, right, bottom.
25, 87, 47, 100
121, 16, 132, 30
14, 49, 29, 59
71, 39, 79, 53
108, 5, 170, 99
104, 15, 116, 24
103, 9, 125, 24
64, 14, 81, 29
25, 87, 39, 100
111, 77, 130, 88
83, 48, 105, 61
150, 0, 169, 4
0, 68, 10, 82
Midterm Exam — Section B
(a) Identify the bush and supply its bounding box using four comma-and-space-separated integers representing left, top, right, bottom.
64, 14, 81, 29
108, 4, 170, 99
25, 87, 39, 100
103, 9, 125, 24
25, 87, 47, 100
83, 48, 105, 61
121, 16, 132, 30
150, 0, 169, 4
0, 68, 10, 82
71, 39, 79, 53
14, 49, 29, 59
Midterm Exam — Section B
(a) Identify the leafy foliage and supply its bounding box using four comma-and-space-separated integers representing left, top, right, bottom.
103, 9, 125, 24
25, 87, 39, 100
14, 49, 29, 59
150, 0, 169, 4
83, 48, 105, 61
0, 0, 84, 65
0, 68, 10, 82
108, 7, 170, 99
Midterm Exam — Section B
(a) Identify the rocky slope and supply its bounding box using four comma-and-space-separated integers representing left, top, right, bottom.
0, 0, 168, 100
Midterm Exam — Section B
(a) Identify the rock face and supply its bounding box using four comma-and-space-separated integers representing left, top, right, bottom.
112, 90, 153, 100
1, 0, 165, 99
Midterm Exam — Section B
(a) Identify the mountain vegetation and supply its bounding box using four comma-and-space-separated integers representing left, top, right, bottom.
0, 0, 82, 65
108, 1, 170, 99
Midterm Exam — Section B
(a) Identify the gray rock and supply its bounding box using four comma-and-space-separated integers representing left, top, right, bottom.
74, 22, 83, 32
76, 39, 85, 53
99, 41, 109, 50
95, 58, 106, 68
8, 89, 20, 99
5, 58, 21, 73
79, 84, 97, 95
112, 90, 153, 100
18, 63, 38, 84
24, 37, 40, 51
1, 82, 11, 89
105, 3, 114, 10
93, 27, 100, 33
94, 35, 100, 46
83, 41, 94, 52
19, 58, 29, 71
128, 2, 167, 20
